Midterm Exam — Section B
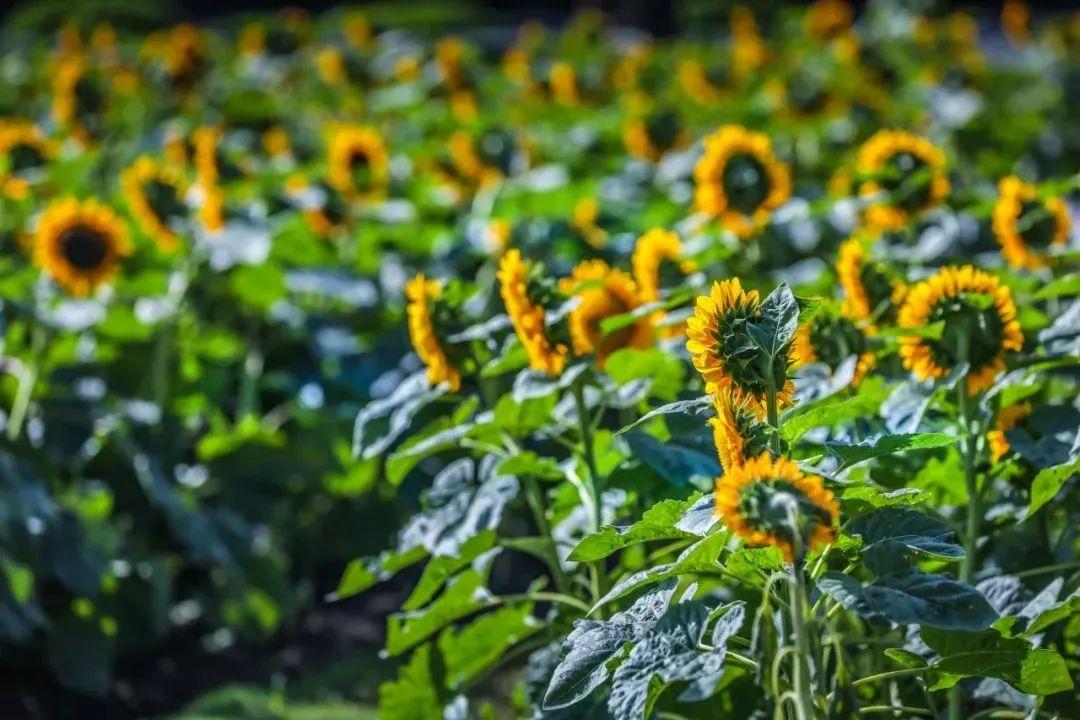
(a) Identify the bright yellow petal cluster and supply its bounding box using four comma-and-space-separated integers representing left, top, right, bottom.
549, 61, 579, 105
121, 156, 188, 252
498, 250, 569, 376
559, 259, 652, 369
0, 120, 53, 199
327, 125, 390, 201
987, 402, 1031, 463
857, 130, 949, 230
34, 197, 131, 297
448, 131, 501, 188
991, 176, 1071, 270
405, 274, 461, 391
836, 234, 906, 327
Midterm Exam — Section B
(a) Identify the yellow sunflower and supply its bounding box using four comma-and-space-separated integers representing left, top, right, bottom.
327, 125, 390, 202
730, 7, 768, 78
991, 176, 1071, 270
315, 47, 346, 85
558, 260, 653, 369
836, 233, 907, 327
805, 0, 853, 41
631, 228, 695, 339
676, 59, 722, 106
856, 130, 949, 230
0, 120, 53, 199
685, 279, 796, 417
435, 37, 467, 90
623, 110, 688, 162
193, 125, 222, 188
498, 250, 570, 376
448, 131, 501, 188
548, 61, 580, 105
405, 274, 461, 391
51, 58, 105, 141
792, 312, 876, 387
570, 197, 607, 249
121, 156, 188, 252
693, 125, 791, 238
987, 402, 1031, 463
33, 197, 131, 297
898, 266, 1024, 395
709, 392, 773, 474
715, 452, 838, 563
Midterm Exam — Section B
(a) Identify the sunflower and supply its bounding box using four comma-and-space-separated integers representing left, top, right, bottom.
163, 24, 206, 88
193, 125, 223, 188
631, 228, 695, 338
676, 59, 723, 106
327, 125, 390, 202
836, 233, 907, 327
0, 120, 53, 199
559, 260, 652, 369
693, 125, 791, 238
792, 310, 876, 386
715, 452, 838, 563
548, 61, 580, 105
623, 110, 687, 162
498, 250, 570, 376
987, 402, 1031, 463
730, 7, 768, 78
856, 130, 949, 230
448, 131, 501, 188
51, 58, 105, 140
121, 156, 188, 251
1002, 0, 1031, 46
435, 37, 467, 90
686, 279, 796, 417
710, 392, 774, 474
991, 176, 1071, 270
898, 266, 1024, 394
315, 47, 346, 85
405, 274, 461, 391
33, 197, 131, 297
805, 0, 853, 42
570, 197, 607, 249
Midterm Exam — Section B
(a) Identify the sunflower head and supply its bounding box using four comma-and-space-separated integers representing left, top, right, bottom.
570, 197, 608, 249
857, 130, 949, 230
685, 279, 796, 417
405, 274, 462, 391
805, 0, 853, 41
631, 228, 695, 304
715, 452, 838, 563
987, 402, 1031, 463
992, 176, 1072, 270
0, 121, 53, 198
793, 305, 875, 386
677, 59, 723, 105
498, 250, 571, 376
898, 265, 1024, 395
52, 58, 106, 140
548, 61, 579, 105
836, 232, 907, 327
121, 156, 189, 252
693, 125, 791, 238
624, 110, 685, 161
558, 259, 653, 369
710, 392, 777, 474
34, 197, 131, 297
327, 125, 389, 201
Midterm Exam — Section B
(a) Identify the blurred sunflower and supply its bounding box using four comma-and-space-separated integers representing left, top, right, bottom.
987, 402, 1031, 463
676, 58, 724, 106
715, 452, 838, 563
448, 131, 501, 189
33, 197, 131, 297
991, 176, 1071, 270
0, 120, 53, 199
631, 228, 695, 337
710, 392, 774, 474
327, 125, 389, 202
623, 110, 687, 162
730, 7, 768, 79
405, 274, 461, 391
805, 0, 853, 41
548, 61, 580, 105
570, 197, 607, 249
121, 156, 188, 252
792, 308, 875, 386
498, 250, 570, 376
51, 58, 106, 140
693, 125, 791, 238
898, 265, 1023, 394
856, 130, 949, 230
836, 233, 907, 327
559, 260, 652, 369
686, 279, 795, 416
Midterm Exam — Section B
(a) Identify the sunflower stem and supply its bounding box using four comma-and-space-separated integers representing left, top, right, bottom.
572, 379, 607, 609
766, 376, 781, 455
6, 324, 45, 442
789, 562, 818, 720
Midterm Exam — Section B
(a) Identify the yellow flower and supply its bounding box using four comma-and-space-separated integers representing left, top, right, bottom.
792, 311, 876, 387
898, 266, 1024, 395
395, 55, 421, 82
316, 47, 346, 85
436, 37, 467, 90
714, 452, 838, 563
448, 131, 501, 188
262, 126, 292, 159
327, 125, 389, 201
121, 156, 188, 252
238, 22, 266, 57
685, 279, 795, 417
498, 250, 570, 376
193, 125, 223, 188
805, 0, 853, 41
163, 24, 205, 84
405, 274, 461, 391
730, 7, 769, 78
710, 392, 773, 474
571, 197, 607, 249
992, 176, 1071, 270
677, 59, 722, 106
559, 260, 652, 369
344, 14, 372, 49
1002, 0, 1031, 46
693, 125, 791, 238
856, 130, 949, 230
623, 111, 687, 162
0, 120, 53, 199
836, 233, 907, 327
33, 197, 131, 297
631, 228, 695, 339
52, 58, 103, 140
549, 61, 579, 105
987, 402, 1031, 463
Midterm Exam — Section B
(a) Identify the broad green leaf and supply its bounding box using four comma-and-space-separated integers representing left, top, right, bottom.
1033, 272, 1080, 300
782, 377, 889, 441
386, 397, 479, 485
593, 532, 727, 610
1025, 456, 1080, 519
605, 348, 686, 401
623, 431, 720, 488
746, 283, 799, 358
404, 531, 497, 611
569, 496, 700, 563
826, 433, 956, 470
332, 545, 428, 601
922, 627, 1074, 695
385, 568, 490, 657
498, 451, 564, 480
848, 508, 964, 573
615, 396, 714, 435
378, 643, 444, 720
439, 603, 541, 689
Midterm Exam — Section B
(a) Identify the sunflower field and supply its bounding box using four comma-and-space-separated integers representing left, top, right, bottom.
1, 0, 1080, 718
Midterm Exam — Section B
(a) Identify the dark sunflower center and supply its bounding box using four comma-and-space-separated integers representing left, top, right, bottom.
859, 261, 900, 322
645, 111, 681, 152
809, 315, 867, 369
927, 293, 1007, 373
9, 142, 45, 173
321, 183, 348, 225
59, 225, 109, 271
712, 304, 789, 401
722, 153, 770, 216
656, 257, 686, 290
736, 479, 830, 546
143, 179, 186, 222
349, 149, 373, 189
1015, 200, 1058, 250
879, 151, 934, 212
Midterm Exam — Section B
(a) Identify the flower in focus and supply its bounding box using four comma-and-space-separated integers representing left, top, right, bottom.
33, 197, 131, 297
792, 307, 875, 386
715, 452, 838, 563
991, 176, 1071, 270
559, 260, 652, 369
121, 156, 188, 252
987, 402, 1031, 463
836, 233, 907, 327
498, 250, 570, 376
710, 392, 774, 474
327, 125, 390, 202
693, 125, 791, 238
405, 274, 461, 391
898, 265, 1023, 394
856, 130, 949, 230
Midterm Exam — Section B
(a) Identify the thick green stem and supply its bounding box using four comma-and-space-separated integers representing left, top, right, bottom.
766, 376, 781, 455
789, 565, 818, 720
521, 473, 569, 594
572, 381, 608, 608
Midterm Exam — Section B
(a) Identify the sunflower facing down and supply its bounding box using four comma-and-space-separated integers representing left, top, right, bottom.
327, 125, 390, 202
693, 125, 791, 238
710, 392, 774, 474
836, 234, 907, 327
987, 402, 1031, 463
715, 452, 838, 563
558, 260, 652, 369
121, 156, 188, 251
898, 266, 1024, 394
34, 198, 131, 297
405, 274, 461, 391
792, 307, 876, 386
856, 130, 949, 230
686, 279, 796, 418
498, 250, 570, 376
992, 176, 1071, 270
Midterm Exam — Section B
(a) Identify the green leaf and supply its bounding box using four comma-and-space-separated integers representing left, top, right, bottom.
438, 604, 541, 689
385, 568, 490, 657
1025, 456, 1080, 519
593, 532, 727, 610
333, 545, 428, 600
497, 451, 563, 480
1033, 272, 1080, 300
615, 396, 714, 435
623, 431, 720, 488
922, 627, 1074, 695
781, 377, 889, 442
746, 283, 799, 358
826, 433, 956, 471
404, 531, 497, 611
848, 508, 964, 573
386, 397, 479, 485
884, 648, 928, 669
1023, 588, 1080, 637
490, 393, 557, 436
569, 496, 700, 563
605, 348, 686, 402
378, 643, 445, 720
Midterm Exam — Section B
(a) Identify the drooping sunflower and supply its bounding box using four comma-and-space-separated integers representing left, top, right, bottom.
693, 125, 791, 238
121, 156, 188, 252
987, 402, 1031, 463
558, 260, 652, 369
498, 250, 570, 376
792, 308, 876, 386
686, 279, 796, 417
0, 120, 53, 199
327, 125, 390, 202
405, 274, 461, 391
33, 198, 131, 297
898, 265, 1024, 394
710, 392, 774, 474
856, 130, 949, 230
715, 452, 838, 563
836, 233, 907, 327
991, 176, 1071, 270
623, 110, 688, 162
